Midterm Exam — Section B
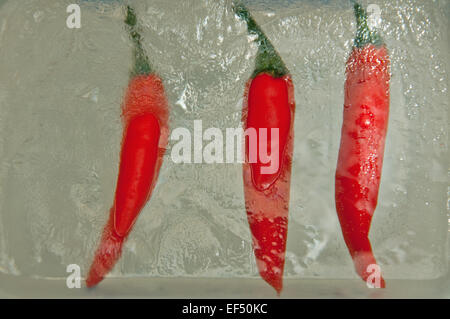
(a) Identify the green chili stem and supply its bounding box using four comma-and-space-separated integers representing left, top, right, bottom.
232, 2, 289, 78
125, 5, 152, 76
352, 2, 383, 47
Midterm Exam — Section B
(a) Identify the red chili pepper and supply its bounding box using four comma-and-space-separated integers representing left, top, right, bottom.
86, 6, 169, 287
335, 3, 390, 287
234, 4, 295, 294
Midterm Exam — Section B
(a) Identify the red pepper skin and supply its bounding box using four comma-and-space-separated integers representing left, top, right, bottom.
115, 75, 169, 237
86, 74, 169, 287
335, 44, 389, 288
243, 73, 295, 294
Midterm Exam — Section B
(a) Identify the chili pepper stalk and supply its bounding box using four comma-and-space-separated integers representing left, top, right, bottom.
352, 2, 382, 48
125, 5, 152, 76
233, 2, 289, 78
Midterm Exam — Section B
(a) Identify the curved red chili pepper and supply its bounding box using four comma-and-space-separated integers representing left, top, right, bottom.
335, 3, 389, 287
86, 6, 169, 287
234, 3, 295, 294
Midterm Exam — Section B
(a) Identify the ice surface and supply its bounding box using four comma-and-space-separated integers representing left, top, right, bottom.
0, 0, 448, 281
